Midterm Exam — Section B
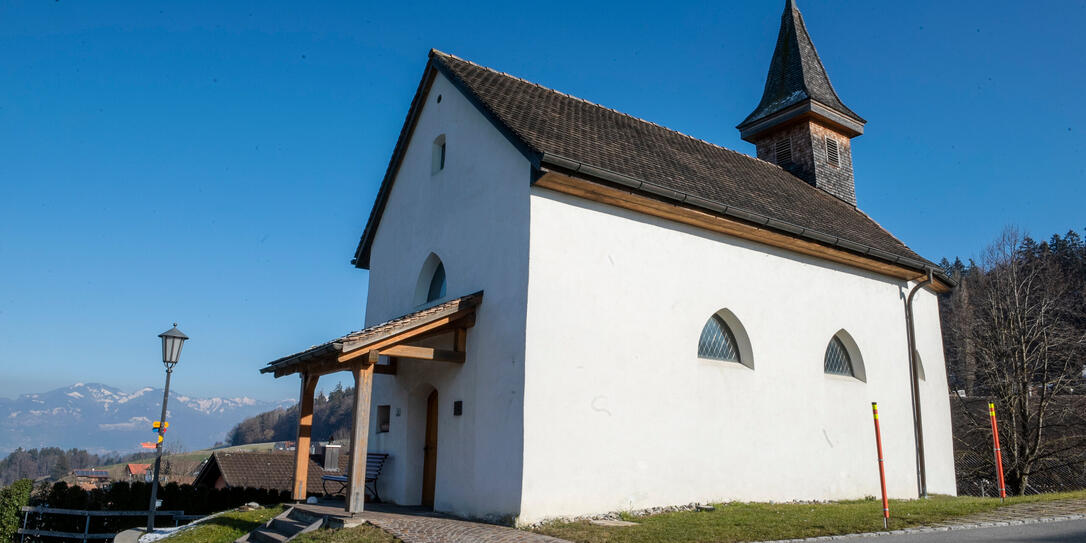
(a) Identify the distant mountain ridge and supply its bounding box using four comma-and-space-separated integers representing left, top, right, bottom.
0, 383, 293, 455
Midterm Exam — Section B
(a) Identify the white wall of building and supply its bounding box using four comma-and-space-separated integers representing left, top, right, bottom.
519, 187, 957, 523
362, 72, 531, 522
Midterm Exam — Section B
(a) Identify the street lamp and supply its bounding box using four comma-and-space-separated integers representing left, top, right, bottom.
147, 324, 188, 533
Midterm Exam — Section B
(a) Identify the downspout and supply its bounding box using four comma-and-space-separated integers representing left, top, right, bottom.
905, 268, 934, 498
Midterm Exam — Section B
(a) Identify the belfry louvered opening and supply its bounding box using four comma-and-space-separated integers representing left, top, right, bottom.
826, 138, 840, 166
774, 138, 792, 165
824, 336, 854, 376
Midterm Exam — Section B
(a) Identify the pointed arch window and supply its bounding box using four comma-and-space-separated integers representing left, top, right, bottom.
426, 262, 446, 303
824, 336, 854, 376
698, 315, 741, 363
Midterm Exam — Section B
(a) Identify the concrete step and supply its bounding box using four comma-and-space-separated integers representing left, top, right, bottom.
287, 507, 324, 525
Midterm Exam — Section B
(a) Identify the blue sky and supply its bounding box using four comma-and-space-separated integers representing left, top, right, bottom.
1, 1, 1083, 403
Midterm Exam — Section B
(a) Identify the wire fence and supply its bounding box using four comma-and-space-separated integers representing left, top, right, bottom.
952, 395, 1086, 496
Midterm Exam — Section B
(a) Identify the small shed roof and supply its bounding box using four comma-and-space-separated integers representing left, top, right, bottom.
73, 470, 109, 479
261, 291, 482, 377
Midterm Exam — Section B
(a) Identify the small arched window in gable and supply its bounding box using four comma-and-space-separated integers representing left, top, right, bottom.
426, 262, 446, 303
824, 336, 854, 376
698, 315, 741, 364
432, 134, 446, 175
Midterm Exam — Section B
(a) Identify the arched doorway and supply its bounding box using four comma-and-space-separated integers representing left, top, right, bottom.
422, 389, 439, 508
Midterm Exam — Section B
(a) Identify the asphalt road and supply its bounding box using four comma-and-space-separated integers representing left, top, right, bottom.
867, 518, 1086, 542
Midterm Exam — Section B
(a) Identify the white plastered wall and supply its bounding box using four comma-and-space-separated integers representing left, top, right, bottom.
519, 187, 956, 523
362, 71, 531, 522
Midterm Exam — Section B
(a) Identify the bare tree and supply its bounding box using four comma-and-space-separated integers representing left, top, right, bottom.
968, 228, 1086, 494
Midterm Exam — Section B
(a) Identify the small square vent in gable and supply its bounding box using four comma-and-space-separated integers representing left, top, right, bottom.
826, 138, 840, 166
774, 138, 792, 165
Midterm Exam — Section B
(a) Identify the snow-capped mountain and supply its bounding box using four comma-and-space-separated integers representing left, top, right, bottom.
0, 383, 293, 455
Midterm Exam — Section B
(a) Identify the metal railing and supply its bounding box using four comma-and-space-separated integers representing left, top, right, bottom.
17, 506, 202, 542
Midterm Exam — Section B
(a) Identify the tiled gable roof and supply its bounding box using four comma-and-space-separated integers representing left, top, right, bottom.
352, 49, 939, 277
430, 51, 927, 265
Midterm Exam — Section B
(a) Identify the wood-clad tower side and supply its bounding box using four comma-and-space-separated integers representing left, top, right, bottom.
738, 0, 867, 207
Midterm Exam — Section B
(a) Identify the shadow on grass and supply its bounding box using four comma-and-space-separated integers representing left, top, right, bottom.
198, 516, 268, 532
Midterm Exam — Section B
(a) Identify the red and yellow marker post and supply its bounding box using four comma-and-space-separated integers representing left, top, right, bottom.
871, 402, 890, 529
988, 403, 1007, 501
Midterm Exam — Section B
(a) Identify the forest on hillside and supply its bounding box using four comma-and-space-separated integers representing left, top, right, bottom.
226, 383, 355, 446
0, 448, 119, 487
939, 228, 1086, 494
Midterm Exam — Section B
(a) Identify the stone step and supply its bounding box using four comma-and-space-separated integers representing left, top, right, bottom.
249, 527, 290, 543
271, 517, 309, 535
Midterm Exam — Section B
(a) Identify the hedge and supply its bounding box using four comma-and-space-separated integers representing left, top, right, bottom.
0, 479, 33, 542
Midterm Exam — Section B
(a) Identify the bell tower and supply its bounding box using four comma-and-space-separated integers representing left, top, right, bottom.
737, 0, 866, 206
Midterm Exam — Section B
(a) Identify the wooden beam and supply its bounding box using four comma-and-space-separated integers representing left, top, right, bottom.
292, 372, 318, 501
378, 345, 466, 363
337, 308, 475, 364
535, 171, 951, 293
454, 328, 467, 353
346, 352, 376, 513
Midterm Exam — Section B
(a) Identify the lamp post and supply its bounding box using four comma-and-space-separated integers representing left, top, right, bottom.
147, 324, 188, 533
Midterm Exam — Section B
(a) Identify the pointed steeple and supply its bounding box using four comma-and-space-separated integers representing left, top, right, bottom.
737, 0, 866, 207
737, 0, 864, 140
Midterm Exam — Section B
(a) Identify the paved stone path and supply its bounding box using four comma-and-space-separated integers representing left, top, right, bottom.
756, 497, 1086, 542
924, 496, 1086, 527
293, 503, 570, 543
358, 510, 570, 543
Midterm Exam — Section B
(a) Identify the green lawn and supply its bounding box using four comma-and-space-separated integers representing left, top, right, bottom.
533, 491, 1086, 543
161, 505, 286, 543
294, 524, 401, 543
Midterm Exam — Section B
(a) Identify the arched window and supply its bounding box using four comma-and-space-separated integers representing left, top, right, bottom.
698, 315, 741, 364
824, 331, 866, 381
426, 262, 446, 303
824, 336, 854, 376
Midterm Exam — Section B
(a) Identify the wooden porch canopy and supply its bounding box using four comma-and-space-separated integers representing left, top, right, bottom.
259, 291, 482, 513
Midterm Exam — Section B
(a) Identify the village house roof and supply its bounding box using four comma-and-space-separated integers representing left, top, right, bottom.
193, 451, 346, 494
125, 463, 151, 476
737, 0, 865, 139
351, 49, 949, 287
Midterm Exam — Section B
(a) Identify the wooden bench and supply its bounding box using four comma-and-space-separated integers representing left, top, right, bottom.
321, 453, 389, 502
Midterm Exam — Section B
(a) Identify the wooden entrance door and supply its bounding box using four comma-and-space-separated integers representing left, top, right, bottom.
422, 390, 438, 508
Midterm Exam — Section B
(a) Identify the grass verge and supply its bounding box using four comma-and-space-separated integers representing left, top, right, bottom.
533, 490, 1086, 543
161, 505, 285, 543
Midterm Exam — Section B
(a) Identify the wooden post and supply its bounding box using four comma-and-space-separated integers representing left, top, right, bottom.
293, 372, 319, 501
346, 352, 377, 513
